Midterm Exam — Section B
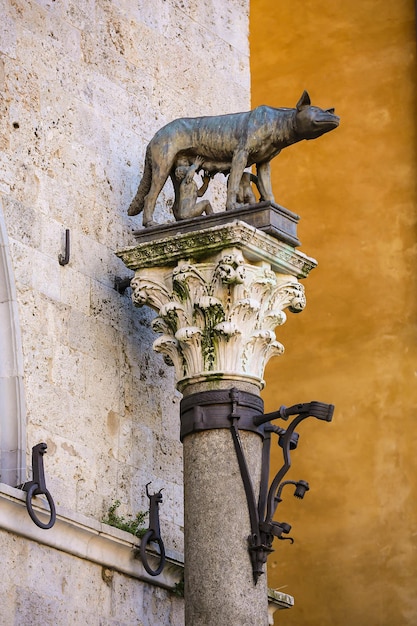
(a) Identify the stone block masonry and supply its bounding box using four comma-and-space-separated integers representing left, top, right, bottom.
0, 0, 250, 623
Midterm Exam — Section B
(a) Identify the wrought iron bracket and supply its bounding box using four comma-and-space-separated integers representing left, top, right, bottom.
179, 388, 333, 584
254, 400, 334, 582
139, 482, 166, 576
22, 443, 56, 529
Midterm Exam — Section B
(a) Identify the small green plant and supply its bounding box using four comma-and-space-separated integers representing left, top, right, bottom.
171, 574, 184, 598
102, 500, 148, 538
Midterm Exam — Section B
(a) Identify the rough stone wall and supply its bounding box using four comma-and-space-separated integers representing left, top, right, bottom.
0, 527, 183, 625
0, 0, 249, 623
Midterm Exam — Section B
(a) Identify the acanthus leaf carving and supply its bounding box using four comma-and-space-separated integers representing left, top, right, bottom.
131, 275, 171, 311
269, 281, 306, 315
159, 301, 190, 334
175, 327, 204, 375
212, 252, 246, 286
128, 249, 307, 389
242, 331, 285, 376
153, 335, 183, 372
172, 263, 208, 305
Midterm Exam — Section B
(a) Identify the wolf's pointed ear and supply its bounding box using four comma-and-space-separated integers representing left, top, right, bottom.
296, 90, 311, 110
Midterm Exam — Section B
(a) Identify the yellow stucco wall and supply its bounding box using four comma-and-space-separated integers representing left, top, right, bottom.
250, 2, 417, 624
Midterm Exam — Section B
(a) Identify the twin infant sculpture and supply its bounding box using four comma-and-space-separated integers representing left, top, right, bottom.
128, 91, 339, 228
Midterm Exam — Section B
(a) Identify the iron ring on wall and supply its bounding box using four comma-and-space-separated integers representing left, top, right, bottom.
140, 529, 166, 576
25, 484, 56, 529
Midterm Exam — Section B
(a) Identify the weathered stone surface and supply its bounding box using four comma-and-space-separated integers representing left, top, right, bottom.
0, 0, 250, 622
118, 219, 316, 278
0, 483, 185, 624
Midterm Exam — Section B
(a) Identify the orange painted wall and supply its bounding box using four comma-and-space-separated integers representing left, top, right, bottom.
250, 2, 417, 624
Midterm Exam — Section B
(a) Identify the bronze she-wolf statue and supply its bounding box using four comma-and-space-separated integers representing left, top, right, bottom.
128, 91, 339, 227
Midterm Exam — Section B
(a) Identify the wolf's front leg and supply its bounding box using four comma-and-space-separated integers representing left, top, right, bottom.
226, 150, 248, 210
256, 161, 275, 202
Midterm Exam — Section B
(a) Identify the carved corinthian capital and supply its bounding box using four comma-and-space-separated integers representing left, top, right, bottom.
117, 219, 316, 391
128, 248, 305, 390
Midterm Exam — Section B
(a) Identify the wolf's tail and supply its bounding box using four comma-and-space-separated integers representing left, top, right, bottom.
128, 146, 152, 216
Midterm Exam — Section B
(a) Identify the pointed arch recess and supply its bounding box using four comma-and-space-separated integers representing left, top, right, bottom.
0, 197, 26, 486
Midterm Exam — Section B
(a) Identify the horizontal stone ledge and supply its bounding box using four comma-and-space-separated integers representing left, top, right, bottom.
0, 483, 183, 591
118, 219, 317, 279
0, 484, 294, 614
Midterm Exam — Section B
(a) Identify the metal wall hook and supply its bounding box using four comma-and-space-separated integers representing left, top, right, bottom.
58, 228, 70, 266
22, 443, 56, 529
114, 276, 131, 294
139, 482, 166, 576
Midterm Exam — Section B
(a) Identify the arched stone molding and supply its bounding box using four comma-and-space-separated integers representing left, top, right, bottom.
0, 198, 26, 486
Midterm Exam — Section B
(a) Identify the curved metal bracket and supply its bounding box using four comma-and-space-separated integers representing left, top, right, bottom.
256, 402, 334, 577
264, 402, 333, 526
228, 395, 334, 583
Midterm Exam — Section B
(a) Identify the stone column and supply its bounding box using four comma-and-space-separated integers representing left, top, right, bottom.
117, 209, 316, 626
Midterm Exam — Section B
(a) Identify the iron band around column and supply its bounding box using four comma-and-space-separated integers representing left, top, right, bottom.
180, 388, 264, 441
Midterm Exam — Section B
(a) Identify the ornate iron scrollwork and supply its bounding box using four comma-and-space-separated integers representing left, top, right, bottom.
179, 387, 334, 584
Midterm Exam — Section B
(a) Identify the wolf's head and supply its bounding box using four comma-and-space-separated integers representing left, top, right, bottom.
294, 91, 340, 140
